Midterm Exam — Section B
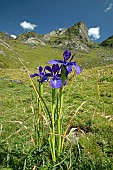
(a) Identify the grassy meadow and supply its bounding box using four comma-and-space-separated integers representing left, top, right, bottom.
0, 62, 113, 169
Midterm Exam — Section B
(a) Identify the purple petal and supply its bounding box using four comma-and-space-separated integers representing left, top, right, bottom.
39, 66, 43, 74
48, 60, 63, 64
66, 61, 76, 66
45, 73, 53, 77
57, 73, 61, 77
66, 65, 72, 74
50, 77, 62, 88
63, 50, 71, 62
40, 75, 49, 83
30, 73, 39, 78
48, 60, 58, 64
45, 66, 52, 72
74, 65, 81, 74
57, 60, 64, 64
52, 64, 60, 74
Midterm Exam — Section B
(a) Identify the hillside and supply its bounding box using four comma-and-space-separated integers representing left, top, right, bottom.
46, 21, 94, 51
100, 35, 113, 47
0, 64, 113, 169
0, 21, 113, 69
0, 21, 113, 169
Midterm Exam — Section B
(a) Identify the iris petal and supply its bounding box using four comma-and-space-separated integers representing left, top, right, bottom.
30, 49, 81, 87
63, 50, 71, 62
52, 64, 60, 74
48, 60, 63, 64
30, 66, 49, 84
48, 60, 58, 64
40, 75, 49, 83
66, 65, 72, 74
30, 73, 39, 78
39, 66, 43, 74
50, 77, 62, 88
73, 65, 81, 74
45, 66, 52, 72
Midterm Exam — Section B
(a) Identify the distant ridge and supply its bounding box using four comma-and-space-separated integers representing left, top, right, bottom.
16, 21, 95, 51
46, 20, 94, 51
0, 32, 13, 41
101, 35, 113, 48
0, 20, 113, 69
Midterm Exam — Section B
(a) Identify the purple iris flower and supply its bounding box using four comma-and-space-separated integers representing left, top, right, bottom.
48, 49, 81, 76
30, 50, 81, 88
45, 64, 62, 88
30, 66, 48, 83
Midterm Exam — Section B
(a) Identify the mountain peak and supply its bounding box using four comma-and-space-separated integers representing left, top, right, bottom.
46, 20, 91, 51
66, 21, 90, 43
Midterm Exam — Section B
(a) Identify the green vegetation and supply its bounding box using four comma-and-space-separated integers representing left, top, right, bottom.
101, 35, 113, 47
0, 32, 13, 41
17, 31, 43, 41
0, 64, 113, 169
0, 40, 63, 68
0, 21, 113, 69
0, 36, 113, 69
65, 23, 80, 37
0, 23, 113, 169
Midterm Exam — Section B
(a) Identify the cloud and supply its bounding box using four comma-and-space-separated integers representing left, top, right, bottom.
10, 34, 17, 39
20, 21, 37, 31
104, 3, 113, 12
88, 27, 100, 40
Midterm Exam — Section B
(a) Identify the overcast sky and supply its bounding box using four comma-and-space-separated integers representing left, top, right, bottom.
0, 0, 113, 42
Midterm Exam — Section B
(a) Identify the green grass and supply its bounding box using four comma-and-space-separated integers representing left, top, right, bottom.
0, 39, 65, 69
1, 36, 113, 70
0, 65, 113, 169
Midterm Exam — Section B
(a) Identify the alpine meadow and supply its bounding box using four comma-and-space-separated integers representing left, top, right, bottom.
0, 21, 113, 170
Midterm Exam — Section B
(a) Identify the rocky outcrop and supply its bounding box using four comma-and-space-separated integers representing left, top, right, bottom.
11, 21, 94, 51
17, 21, 92, 51
47, 28, 67, 36
17, 31, 46, 46
77, 21, 90, 43
24, 37, 46, 45
46, 21, 92, 51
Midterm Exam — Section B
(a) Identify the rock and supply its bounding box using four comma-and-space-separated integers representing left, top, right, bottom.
10, 79, 23, 84
46, 21, 92, 51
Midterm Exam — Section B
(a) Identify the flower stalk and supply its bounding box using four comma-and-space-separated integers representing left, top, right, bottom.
51, 88, 56, 162
30, 49, 81, 163
57, 86, 63, 156
38, 81, 43, 147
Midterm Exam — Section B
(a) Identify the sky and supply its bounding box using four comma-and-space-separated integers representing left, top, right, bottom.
0, 0, 113, 42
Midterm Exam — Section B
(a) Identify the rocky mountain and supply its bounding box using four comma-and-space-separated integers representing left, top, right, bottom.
0, 21, 113, 69
17, 31, 46, 46
44, 21, 95, 51
100, 35, 113, 48
17, 21, 95, 52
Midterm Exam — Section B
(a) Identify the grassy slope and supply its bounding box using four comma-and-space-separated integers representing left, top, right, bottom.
0, 64, 113, 169
0, 40, 64, 68
101, 35, 113, 47
0, 38, 113, 69
0, 36, 113, 168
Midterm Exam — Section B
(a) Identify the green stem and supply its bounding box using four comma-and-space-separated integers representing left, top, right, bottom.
57, 65, 66, 154
38, 82, 43, 147
50, 88, 56, 162
57, 86, 64, 156
29, 76, 52, 125
35, 82, 43, 146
